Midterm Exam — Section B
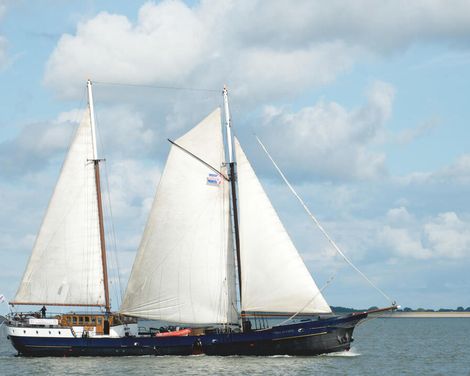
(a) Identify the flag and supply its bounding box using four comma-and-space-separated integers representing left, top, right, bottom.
0, 294, 5, 304
207, 173, 222, 186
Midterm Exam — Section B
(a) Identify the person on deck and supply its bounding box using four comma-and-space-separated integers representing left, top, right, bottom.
40, 306, 46, 318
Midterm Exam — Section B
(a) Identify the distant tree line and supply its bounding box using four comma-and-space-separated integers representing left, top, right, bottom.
331, 306, 470, 313
400, 306, 470, 312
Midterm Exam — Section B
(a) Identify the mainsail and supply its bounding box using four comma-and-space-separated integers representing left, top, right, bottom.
234, 138, 331, 314
120, 109, 238, 324
13, 108, 105, 307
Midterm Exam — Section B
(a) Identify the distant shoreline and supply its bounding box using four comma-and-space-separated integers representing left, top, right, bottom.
370, 311, 470, 318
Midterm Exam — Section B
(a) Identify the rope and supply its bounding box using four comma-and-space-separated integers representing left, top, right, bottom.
103, 161, 124, 304
277, 275, 335, 326
255, 135, 394, 304
94, 101, 124, 308
93, 81, 219, 93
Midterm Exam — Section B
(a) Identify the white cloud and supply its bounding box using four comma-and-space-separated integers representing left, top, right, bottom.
386, 206, 414, 225
379, 225, 432, 259
94, 105, 156, 157
379, 209, 470, 260
256, 81, 393, 181
228, 0, 470, 52
397, 153, 470, 186
423, 212, 470, 259
230, 42, 358, 103
434, 154, 470, 185
105, 158, 161, 220
41, 1, 359, 101
44, 1, 212, 98
0, 110, 80, 175
394, 118, 439, 145
44, 0, 470, 101
0, 104, 160, 177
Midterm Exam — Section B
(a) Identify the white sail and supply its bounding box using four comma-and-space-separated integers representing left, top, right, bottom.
235, 138, 331, 314
13, 108, 105, 307
120, 109, 238, 324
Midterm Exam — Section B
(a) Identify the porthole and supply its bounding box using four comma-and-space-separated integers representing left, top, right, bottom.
23, 330, 26, 334
58, 331, 61, 335
36, 330, 39, 334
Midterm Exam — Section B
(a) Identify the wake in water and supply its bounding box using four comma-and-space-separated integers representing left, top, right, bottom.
324, 348, 361, 357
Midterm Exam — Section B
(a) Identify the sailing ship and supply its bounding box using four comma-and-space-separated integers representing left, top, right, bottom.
5, 81, 395, 356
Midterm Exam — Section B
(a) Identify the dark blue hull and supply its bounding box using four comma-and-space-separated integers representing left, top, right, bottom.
201, 312, 366, 356
9, 335, 197, 356
8, 313, 366, 357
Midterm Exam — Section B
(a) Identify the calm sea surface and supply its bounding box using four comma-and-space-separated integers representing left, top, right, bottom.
1, 318, 469, 375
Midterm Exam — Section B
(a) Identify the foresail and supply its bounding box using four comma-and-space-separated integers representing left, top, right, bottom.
235, 138, 331, 314
120, 109, 238, 324
13, 109, 105, 307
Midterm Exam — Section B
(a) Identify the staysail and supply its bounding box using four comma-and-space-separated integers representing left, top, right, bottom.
120, 109, 238, 324
13, 108, 105, 307
234, 138, 331, 314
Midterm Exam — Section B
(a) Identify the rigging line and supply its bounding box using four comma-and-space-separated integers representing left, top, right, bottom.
93, 81, 220, 93
255, 135, 394, 304
168, 139, 230, 181
94, 101, 124, 306
276, 275, 335, 327
103, 161, 124, 303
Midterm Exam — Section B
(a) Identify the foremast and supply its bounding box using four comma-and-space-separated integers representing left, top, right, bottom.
222, 86, 244, 328
87, 79, 111, 313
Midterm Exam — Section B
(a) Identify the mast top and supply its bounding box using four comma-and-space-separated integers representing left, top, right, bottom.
86, 79, 98, 160
222, 85, 233, 164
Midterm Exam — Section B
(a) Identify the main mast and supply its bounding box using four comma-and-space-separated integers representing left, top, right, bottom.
87, 79, 111, 313
222, 86, 243, 324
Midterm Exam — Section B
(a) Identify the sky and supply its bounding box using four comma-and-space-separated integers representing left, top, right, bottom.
1, 0, 470, 316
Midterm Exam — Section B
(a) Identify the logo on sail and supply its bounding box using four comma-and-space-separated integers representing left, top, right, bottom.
207, 173, 222, 186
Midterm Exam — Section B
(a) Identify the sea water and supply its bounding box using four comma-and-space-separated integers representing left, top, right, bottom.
1, 318, 469, 375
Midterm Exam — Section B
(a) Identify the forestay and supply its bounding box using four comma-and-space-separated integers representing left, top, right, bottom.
234, 138, 331, 314
13, 108, 105, 307
120, 109, 238, 324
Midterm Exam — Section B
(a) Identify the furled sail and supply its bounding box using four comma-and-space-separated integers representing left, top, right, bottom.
120, 109, 238, 324
234, 138, 331, 314
13, 109, 105, 307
